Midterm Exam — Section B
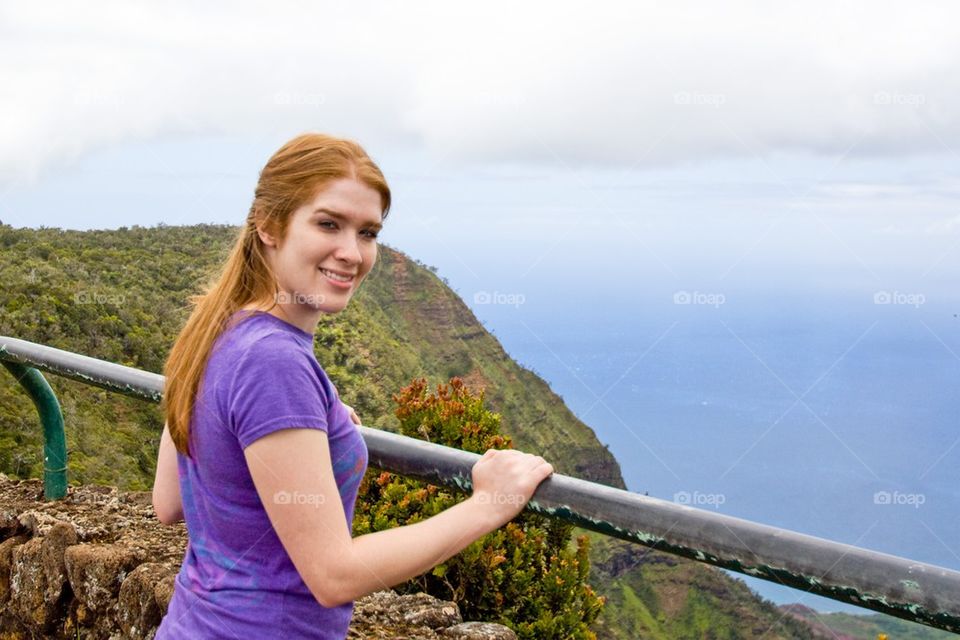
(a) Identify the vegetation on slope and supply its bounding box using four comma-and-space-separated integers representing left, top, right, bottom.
0, 223, 623, 490
780, 604, 957, 640
585, 532, 817, 640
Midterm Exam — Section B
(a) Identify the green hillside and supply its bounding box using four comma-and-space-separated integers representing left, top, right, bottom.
0, 222, 825, 638
585, 533, 817, 639
780, 604, 958, 640
0, 223, 623, 489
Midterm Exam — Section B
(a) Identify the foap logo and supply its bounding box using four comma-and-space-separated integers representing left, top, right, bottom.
873, 291, 925, 308
273, 490, 326, 508
74, 290, 127, 305
274, 91, 326, 107
674, 291, 726, 308
72, 90, 126, 108
473, 290, 526, 308
873, 91, 925, 107
674, 491, 726, 509
473, 91, 527, 108
874, 491, 925, 509
674, 91, 726, 108
474, 491, 526, 506
276, 291, 326, 305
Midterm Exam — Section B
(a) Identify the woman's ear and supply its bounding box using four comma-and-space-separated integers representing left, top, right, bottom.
256, 225, 278, 248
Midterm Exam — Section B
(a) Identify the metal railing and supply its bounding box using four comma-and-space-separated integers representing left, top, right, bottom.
1, 334, 959, 634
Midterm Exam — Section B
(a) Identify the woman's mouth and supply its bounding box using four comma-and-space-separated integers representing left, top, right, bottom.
319, 267, 355, 288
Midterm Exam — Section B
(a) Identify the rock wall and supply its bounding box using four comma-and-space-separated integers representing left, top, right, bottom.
0, 475, 515, 639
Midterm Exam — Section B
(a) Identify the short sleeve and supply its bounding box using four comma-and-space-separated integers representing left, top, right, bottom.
227, 333, 330, 449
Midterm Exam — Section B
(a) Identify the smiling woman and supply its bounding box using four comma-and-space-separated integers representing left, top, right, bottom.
152, 133, 554, 640
249, 177, 385, 332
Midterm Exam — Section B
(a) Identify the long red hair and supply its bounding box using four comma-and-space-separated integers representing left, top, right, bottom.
162, 133, 391, 455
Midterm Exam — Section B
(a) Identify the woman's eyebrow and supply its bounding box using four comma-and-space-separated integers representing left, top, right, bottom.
313, 207, 383, 230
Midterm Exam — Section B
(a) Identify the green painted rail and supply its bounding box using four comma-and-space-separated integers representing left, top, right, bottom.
0, 361, 67, 500
1, 335, 959, 634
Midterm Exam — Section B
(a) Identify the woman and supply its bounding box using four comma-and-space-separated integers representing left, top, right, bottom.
151, 133, 555, 639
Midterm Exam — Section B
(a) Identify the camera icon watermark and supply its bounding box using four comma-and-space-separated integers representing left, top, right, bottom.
674, 490, 726, 509
873, 491, 925, 508
273, 490, 326, 508
873, 291, 925, 308
673, 291, 726, 308
473, 290, 526, 308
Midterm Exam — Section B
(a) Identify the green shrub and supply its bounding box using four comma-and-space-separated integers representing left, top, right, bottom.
353, 377, 604, 639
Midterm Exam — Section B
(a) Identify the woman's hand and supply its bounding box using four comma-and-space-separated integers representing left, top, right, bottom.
344, 402, 361, 426
333, 384, 361, 426
470, 449, 554, 526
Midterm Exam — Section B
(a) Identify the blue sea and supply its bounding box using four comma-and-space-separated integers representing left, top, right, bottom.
466, 284, 960, 614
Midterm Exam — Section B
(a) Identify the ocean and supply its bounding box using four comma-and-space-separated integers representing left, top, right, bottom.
470, 286, 960, 613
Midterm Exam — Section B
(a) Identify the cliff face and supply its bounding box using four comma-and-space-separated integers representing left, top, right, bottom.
368, 249, 626, 490
0, 475, 517, 639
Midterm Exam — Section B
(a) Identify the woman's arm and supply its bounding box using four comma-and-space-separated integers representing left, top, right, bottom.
152, 422, 184, 525
244, 428, 551, 609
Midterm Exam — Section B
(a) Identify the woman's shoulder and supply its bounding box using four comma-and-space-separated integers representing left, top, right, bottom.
211, 313, 335, 423
214, 311, 314, 367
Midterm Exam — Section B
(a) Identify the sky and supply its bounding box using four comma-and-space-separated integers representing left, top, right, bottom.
2, 0, 960, 619
2, 1, 959, 293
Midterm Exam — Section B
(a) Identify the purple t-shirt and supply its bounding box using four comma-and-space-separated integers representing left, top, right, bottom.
156, 310, 369, 639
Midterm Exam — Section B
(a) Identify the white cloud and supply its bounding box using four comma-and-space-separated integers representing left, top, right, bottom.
3, 0, 960, 182
813, 179, 960, 199
925, 214, 960, 235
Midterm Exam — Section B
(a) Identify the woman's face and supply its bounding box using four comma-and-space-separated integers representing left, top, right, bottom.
259, 177, 383, 332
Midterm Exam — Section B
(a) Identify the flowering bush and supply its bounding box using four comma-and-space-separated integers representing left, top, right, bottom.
353, 377, 604, 639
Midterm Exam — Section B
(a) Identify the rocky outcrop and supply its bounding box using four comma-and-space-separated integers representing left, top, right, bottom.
0, 475, 516, 639
347, 592, 516, 640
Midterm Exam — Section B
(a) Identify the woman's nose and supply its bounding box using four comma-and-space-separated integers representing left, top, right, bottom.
334, 235, 363, 265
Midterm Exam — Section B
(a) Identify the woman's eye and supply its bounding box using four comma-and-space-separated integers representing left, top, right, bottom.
318, 219, 377, 239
